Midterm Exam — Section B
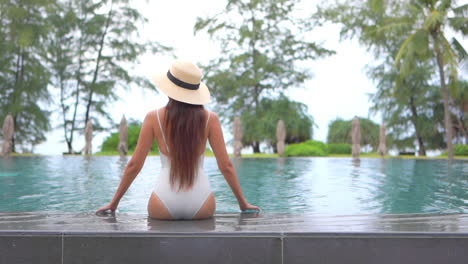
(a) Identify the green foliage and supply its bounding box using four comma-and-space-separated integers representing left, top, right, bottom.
327, 143, 352, 154
0, 0, 171, 153
306, 140, 328, 153
368, 59, 445, 154
101, 124, 158, 153
451, 80, 468, 142
316, 0, 467, 158
284, 140, 328, 157
285, 140, 328, 157
327, 117, 380, 150
0, 0, 54, 152
454, 144, 468, 156
240, 95, 315, 152
195, 0, 333, 152
46, 0, 171, 153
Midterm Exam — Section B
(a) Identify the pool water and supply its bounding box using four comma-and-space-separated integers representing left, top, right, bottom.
0, 156, 467, 214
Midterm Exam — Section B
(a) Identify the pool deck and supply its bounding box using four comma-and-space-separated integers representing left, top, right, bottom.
0, 212, 467, 263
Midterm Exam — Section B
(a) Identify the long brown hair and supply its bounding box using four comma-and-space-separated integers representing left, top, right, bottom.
164, 98, 206, 191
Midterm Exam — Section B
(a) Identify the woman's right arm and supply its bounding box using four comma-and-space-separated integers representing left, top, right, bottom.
208, 113, 260, 211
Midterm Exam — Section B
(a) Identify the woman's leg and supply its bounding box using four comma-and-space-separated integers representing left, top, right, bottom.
193, 193, 216, 220
148, 192, 173, 220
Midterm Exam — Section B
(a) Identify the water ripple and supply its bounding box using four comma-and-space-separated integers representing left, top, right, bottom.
0, 156, 467, 214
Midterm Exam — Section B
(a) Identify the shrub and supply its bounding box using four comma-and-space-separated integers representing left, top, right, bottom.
454, 144, 468, 156
327, 143, 352, 154
101, 125, 158, 153
285, 140, 328, 157
304, 140, 328, 154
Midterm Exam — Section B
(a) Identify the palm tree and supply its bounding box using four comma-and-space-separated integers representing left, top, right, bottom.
389, 0, 467, 159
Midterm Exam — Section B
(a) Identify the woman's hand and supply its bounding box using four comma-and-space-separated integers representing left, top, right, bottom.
240, 202, 261, 212
96, 203, 117, 214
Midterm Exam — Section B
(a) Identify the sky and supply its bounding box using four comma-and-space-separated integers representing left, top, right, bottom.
35, 0, 381, 155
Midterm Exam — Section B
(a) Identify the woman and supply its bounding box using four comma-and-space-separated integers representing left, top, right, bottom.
96, 60, 260, 220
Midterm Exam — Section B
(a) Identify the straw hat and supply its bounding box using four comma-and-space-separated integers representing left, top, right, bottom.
152, 60, 211, 105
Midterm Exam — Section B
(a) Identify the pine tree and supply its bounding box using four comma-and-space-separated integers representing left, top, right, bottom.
195, 0, 334, 152
0, 0, 54, 152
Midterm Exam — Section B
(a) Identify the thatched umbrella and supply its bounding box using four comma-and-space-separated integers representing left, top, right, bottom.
351, 117, 361, 159
276, 120, 286, 156
84, 120, 93, 155
233, 116, 242, 157
377, 123, 387, 157
2, 114, 14, 154
118, 115, 128, 156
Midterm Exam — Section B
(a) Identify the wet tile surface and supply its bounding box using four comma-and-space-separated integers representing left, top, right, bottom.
0, 212, 467, 264
0, 212, 467, 233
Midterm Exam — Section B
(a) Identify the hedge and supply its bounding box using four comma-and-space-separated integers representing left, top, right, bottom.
454, 144, 468, 156
285, 140, 328, 157
327, 143, 352, 154
101, 125, 158, 153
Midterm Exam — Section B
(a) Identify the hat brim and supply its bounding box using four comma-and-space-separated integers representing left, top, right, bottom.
152, 73, 211, 105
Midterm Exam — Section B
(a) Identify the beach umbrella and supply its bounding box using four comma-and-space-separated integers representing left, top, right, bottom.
352, 117, 361, 159
276, 120, 286, 156
119, 115, 128, 156
378, 123, 387, 157
233, 116, 242, 157
84, 120, 93, 155
1, 114, 14, 154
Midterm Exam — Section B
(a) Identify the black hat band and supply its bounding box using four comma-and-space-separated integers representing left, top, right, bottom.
167, 71, 200, 90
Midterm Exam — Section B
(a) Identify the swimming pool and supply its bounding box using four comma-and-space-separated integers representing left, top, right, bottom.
0, 156, 467, 214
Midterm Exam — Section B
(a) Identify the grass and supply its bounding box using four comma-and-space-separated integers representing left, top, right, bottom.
1, 152, 41, 156
3, 152, 468, 159
237, 153, 280, 158
94, 149, 215, 157
94, 150, 160, 156
327, 153, 388, 158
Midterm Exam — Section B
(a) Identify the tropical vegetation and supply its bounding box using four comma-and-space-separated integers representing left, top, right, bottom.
1, 0, 466, 158
327, 117, 381, 151
316, 0, 467, 159
0, 0, 169, 154
100, 120, 159, 154
194, 0, 333, 153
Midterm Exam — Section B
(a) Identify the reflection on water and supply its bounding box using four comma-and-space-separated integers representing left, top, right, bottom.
0, 156, 467, 214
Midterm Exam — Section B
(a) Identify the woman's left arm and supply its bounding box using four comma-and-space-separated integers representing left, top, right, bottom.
96, 112, 155, 213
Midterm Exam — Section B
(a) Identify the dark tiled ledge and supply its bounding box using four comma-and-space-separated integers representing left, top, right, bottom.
0, 212, 467, 264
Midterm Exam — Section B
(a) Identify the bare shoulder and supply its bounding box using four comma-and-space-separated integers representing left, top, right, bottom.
143, 110, 158, 125
145, 110, 156, 119
207, 111, 220, 125
207, 110, 219, 119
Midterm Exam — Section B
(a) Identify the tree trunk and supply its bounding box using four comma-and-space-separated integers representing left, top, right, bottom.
252, 141, 260, 153
249, 4, 260, 114
68, 30, 84, 153
59, 66, 72, 154
84, 4, 113, 125
408, 96, 426, 156
432, 33, 454, 159
11, 115, 16, 153
455, 109, 468, 144
67, 141, 73, 154
10, 49, 22, 153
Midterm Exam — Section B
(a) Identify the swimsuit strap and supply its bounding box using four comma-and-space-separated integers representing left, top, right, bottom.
156, 109, 170, 153
205, 111, 211, 129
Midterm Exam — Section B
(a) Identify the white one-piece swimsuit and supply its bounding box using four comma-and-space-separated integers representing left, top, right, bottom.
153, 109, 212, 219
